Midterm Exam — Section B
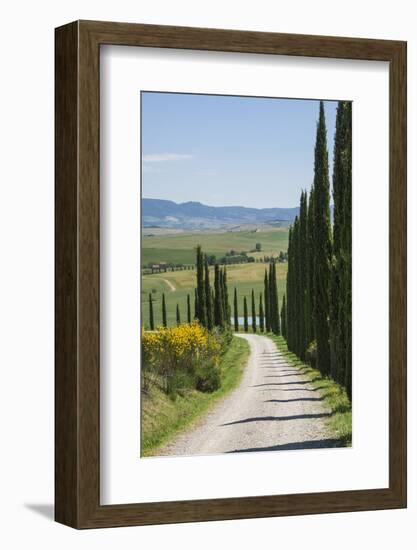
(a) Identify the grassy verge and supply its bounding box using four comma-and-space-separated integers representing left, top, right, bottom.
141, 335, 250, 456
268, 334, 352, 446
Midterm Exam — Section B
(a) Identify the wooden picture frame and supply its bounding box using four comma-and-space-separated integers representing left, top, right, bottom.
55, 20, 407, 529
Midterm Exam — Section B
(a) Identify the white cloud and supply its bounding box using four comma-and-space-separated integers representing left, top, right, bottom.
142, 153, 193, 162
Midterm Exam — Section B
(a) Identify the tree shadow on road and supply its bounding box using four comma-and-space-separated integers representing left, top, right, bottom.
221, 412, 332, 426
263, 397, 324, 403
263, 373, 306, 378
252, 380, 318, 387
226, 438, 343, 453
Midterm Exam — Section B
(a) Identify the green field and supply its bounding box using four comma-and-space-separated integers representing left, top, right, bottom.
142, 227, 289, 266
141, 228, 289, 327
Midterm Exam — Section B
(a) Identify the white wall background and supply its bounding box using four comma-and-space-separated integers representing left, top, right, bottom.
0, 0, 415, 547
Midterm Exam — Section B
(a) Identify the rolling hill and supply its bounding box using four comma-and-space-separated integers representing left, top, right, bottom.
142, 198, 299, 229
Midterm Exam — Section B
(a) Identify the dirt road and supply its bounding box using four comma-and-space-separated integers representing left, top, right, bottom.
159, 333, 338, 456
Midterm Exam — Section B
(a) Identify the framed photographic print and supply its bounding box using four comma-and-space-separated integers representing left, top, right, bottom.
55, 20, 407, 528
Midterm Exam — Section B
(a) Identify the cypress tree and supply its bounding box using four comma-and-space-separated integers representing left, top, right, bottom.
281, 293, 287, 339
243, 297, 249, 333
214, 264, 223, 327
259, 293, 265, 332
343, 102, 352, 399
286, 226, 294, 349
162, 293, 167, 327
274, 261, 280, 335
268, 263, 275, 332
264, 269, 270, 332
330, 103, 343, 382
176, 304, 181, 325
251, 289, 257, 333
148, 293, 154, 330
269, 261, 280, 335
330, 100, 352, 396
293, 215, 302, 355
222, 267, 231, 326
312, 101, 332, 376
194, 288, 198, 319
195, 245, 206, 326
219, 268, 224, 323
306, 186, 315, 346
204, 258, 213, 330
299, 191, 308, 358
187, 293, 191, 324
211, 288, 215, 326
233, 287, 239, 332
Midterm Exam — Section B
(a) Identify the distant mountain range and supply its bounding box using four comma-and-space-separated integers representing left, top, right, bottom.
142, 198, 300, 229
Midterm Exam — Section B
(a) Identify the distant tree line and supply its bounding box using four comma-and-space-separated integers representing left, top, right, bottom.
144, 249, 288, 274
284, 100, 352, 398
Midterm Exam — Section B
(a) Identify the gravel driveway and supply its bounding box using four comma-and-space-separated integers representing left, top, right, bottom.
158, 333, 339, 456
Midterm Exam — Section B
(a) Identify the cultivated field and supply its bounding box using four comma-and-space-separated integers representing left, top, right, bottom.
141, 226, 289, 266
141, 227, 289, 327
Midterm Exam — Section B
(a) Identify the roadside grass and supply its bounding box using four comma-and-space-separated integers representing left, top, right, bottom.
267, 334, 352, 446
141, 335, 250, 456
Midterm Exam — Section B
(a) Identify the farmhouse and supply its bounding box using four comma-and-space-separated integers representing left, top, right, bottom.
151, 262, 168, 274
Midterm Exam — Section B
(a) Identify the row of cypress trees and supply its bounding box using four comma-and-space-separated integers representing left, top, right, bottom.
148, 291, 193, 329
264, 262, 281, 334
195, 245, 231, 330
147, 245, 232, 331
232, 279, 279, 334
329, 101, 352, 397
284, 100, 352, 397
285, 190, 311, 360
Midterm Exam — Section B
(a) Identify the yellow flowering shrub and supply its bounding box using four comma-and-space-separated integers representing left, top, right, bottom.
142, 322, 222, 394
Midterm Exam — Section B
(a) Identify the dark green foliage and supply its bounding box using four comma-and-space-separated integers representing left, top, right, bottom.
292, 216, 301, 354
204, 258, 213, 330
149, 293, 154, 331
298, 191, 308, 357
251, 289, 257, 333
259, 293, 265, 332
162, 293, 167, 328
286, 226, 294, 350
219, 268, 224, 320
233, 287, 239, 332
306, 187, 315, 345
243, 297, 248, 333
268, 261, 280, 335
211, 288, 215, 325
330, 101, 352, 398
222, 267, 231, 326
287, 197, 308, 360
176, 303, 181, 325
187, 293, 191, 324
281, 293, 286, 339
194, 247, 232, 331
284, 100, 351, 398
312, 101, 332, 375
214, 264, 223, 327
264, 269, 270, 332
195, 362, 221, 392
274, 262, 280, 335
194, 288, 198, 319
195, 245, 207, 326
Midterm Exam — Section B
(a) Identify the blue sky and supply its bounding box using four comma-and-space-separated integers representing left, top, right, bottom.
141, 92, 338, 209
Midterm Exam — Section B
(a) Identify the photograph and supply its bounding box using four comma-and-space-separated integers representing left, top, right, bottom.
140, 91, 352, 457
